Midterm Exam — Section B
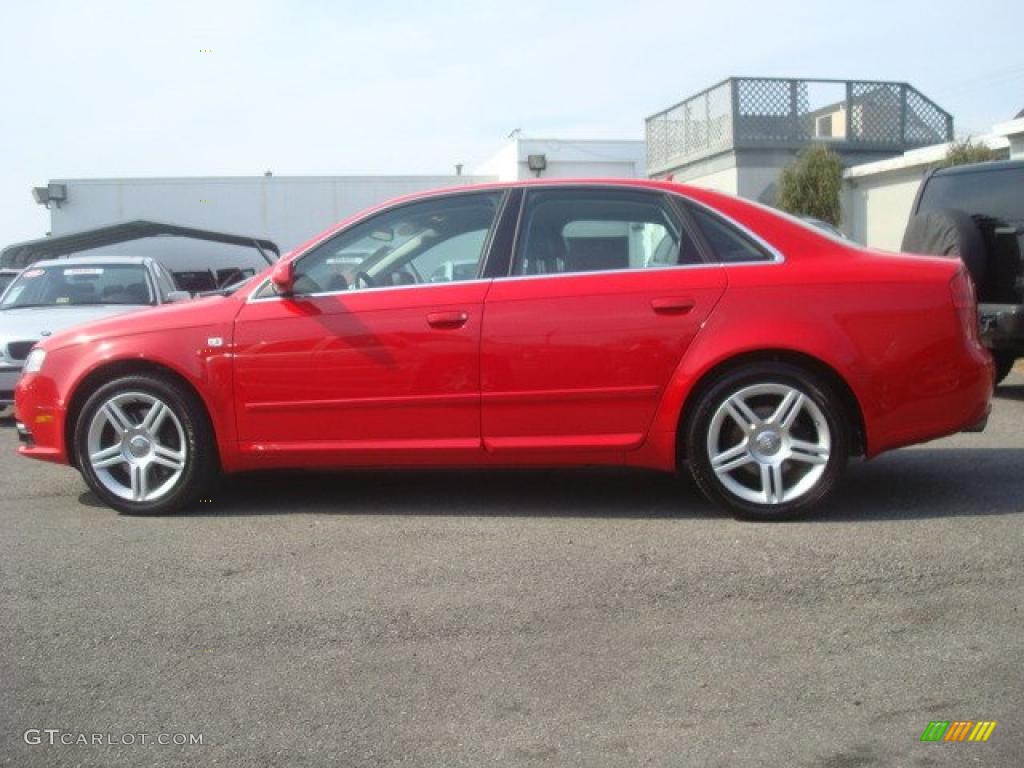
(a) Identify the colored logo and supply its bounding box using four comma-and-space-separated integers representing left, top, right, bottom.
920, 721, 997, 742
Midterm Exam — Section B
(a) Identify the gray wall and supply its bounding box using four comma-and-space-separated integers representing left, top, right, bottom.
47, 175, 495, 270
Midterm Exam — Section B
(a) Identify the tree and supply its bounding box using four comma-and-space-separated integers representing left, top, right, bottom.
777, 145, 843, 226
937, 137, 1000, 168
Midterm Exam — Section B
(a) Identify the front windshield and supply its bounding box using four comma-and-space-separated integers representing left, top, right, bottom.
0, 264, 155, 309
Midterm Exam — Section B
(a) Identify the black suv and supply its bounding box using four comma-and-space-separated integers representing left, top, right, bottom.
903, 160, 1024, 384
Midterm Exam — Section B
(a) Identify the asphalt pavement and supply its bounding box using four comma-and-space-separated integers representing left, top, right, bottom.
2, 369, 1022, 767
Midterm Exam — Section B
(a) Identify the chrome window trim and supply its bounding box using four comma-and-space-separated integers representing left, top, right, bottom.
246, 277, 494, 303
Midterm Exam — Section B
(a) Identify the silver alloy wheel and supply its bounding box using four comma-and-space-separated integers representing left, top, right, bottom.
86, 391, 187, 503
706, 382, 831, 505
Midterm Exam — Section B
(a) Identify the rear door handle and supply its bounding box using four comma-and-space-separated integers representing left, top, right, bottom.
426, 310, 469, 329
651, 298, 695, 315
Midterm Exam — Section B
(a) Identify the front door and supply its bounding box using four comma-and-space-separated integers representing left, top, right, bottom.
233, 190, 506, 463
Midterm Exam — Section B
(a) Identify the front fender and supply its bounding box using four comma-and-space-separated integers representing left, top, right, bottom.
45, 322, 238, 468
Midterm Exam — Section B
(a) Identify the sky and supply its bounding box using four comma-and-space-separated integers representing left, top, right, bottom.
0, 0, 1020, 243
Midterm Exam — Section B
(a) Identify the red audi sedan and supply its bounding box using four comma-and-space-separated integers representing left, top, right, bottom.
14, 181, 993, 520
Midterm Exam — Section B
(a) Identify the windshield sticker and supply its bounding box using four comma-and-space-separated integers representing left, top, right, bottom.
63, 268, 104, 276
22, 269, 44, 279
55, 297, 70, 304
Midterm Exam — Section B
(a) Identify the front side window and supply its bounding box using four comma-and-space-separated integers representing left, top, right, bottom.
512, 189, 700, 276
271, 192, 502, 297
0, 264, 155, 309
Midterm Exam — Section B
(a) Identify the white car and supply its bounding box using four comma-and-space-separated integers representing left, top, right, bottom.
0, 256, 189, 406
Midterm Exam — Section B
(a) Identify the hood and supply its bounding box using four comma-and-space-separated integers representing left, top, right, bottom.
37, 293, 243, 352
0, 304, 145, 343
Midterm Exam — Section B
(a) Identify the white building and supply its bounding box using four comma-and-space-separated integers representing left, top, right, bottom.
473, 136, 645, 181
841, 118, 1024, 250
29, 137, 644, 267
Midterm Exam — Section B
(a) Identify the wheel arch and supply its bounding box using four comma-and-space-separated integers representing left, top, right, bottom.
64, 359, 220, 470
675, 348, 867, 465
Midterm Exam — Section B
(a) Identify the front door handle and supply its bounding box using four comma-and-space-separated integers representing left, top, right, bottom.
426, 310, 469, 329
651, 297, 695, 315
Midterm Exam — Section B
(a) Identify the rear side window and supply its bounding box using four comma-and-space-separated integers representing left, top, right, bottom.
918, 167, 1024, 224
688, 206, 774, 264
512, 189, 702, 276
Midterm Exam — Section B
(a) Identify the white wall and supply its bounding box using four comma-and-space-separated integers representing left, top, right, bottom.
675, 166, 739, 195
993, 118, 1024, 159
49, 175, 495, 255
842, 166, 928, 250
475, 138, 645, 181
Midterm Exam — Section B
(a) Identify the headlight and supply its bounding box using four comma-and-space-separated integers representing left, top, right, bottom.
23, 348, 46, 373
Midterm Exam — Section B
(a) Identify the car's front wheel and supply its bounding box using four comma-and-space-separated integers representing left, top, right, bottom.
685, 363, 850, 521
75, 374, 215, 515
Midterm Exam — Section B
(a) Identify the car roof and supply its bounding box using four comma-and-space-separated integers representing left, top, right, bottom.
930, 159, 1024, 177
28, 255, 153, 268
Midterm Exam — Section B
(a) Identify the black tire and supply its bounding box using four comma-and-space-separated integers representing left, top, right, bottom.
684, 362, 850, 521
901, 208, 987, 290
74, 374, 216, 515
994, 352, 1017, 386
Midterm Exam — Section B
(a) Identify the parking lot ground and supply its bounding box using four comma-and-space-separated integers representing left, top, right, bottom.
1, 370, 1023, 767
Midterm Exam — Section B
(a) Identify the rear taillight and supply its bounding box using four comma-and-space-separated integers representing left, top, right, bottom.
950, 268, 979, 343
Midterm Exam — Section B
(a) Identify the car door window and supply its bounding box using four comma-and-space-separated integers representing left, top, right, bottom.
274, 192, 503, 296
511, 189, 699, 276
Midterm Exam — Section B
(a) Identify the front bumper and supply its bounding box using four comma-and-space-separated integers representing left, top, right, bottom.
0, 366, 22, 405
14, 372, 68, 465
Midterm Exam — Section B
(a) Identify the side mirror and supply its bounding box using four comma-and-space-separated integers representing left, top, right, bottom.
270, 260, 295, 296
165, 290, 192, 304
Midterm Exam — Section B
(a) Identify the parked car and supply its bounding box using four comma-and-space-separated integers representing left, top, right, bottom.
15, 181, 992, 520
0, 268, 20, 295
0, 257, 190, 406
902, 159, 1024, 384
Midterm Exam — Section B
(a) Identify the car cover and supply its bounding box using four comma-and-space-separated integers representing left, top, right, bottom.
901, 208, 987, 288
0, 220, 279, 270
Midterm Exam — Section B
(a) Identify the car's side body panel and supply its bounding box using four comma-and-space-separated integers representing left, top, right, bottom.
15, 296, 241, 467
231, 281, 491, 464
480, 266, 726, 458
14, 179, 994, 484
633, 255, 991, 470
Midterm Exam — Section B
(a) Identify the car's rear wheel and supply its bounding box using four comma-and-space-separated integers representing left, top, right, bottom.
74, 374, 215, 515
685, 362, 850, 521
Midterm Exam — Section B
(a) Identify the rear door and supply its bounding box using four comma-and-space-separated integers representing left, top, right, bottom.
480, 186, 727, 458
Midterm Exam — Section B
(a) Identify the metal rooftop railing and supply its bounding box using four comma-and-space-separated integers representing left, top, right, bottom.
646, 78, 954, 175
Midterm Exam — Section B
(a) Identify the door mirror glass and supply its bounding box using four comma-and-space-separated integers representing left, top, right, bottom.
165, 290, 192, 303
